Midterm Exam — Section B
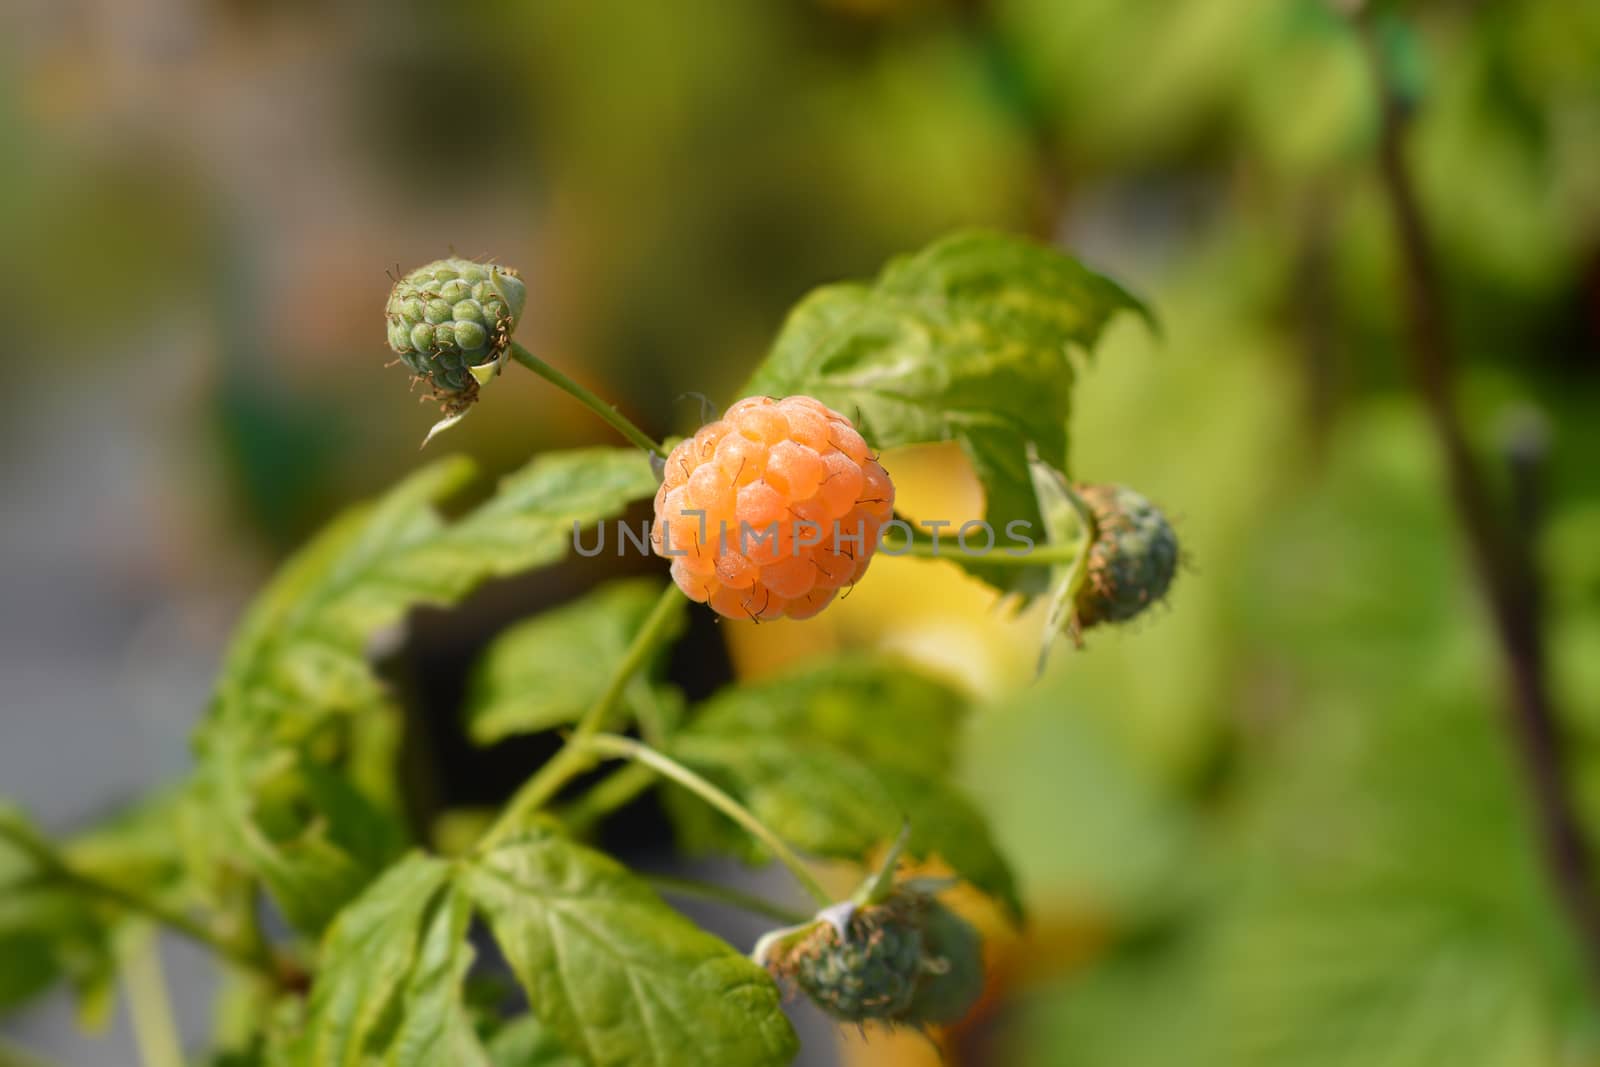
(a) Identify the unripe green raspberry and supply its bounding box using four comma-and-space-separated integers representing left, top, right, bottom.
384, 257, 527, 406
766, 890, 984, 1027
1073, 483, 1179, 628
785, 895, 927, 1022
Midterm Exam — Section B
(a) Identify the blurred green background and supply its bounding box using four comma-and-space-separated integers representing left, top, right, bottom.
2, 0, 1598, 1064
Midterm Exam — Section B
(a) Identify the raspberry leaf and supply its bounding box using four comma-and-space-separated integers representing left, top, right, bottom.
665, 657, 1022, 919
662, 656, 965, 864
464, 578, 684, 746
292, 854, 492, 1067
486, 1016, 589, 1067
680, 655, 966, 774
745, 229, 1147, 595
193, 450, 658, 933
461, 826, 798, 1067
59, 786, 193, 909
672, 738, 1021, 922
0, 804, 117, 1020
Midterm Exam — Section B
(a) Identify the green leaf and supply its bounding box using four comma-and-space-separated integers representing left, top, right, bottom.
683, 655, 968, 775
486, 1017, 589, 1067
465, 579, 682, 746
661, 656, 963, 863
193, 449, 657, 933
195, 733, 410, 934
0, 805, 114, 1018
384, 886, 490, 1067
461, 827, 797, 1067
206, 448, 658, 740
294, 853, 491, 1067
667, 657, 1021, 919
746, 229, 1147, 594
675, 738, 1020, 922
62, 788, 191, 905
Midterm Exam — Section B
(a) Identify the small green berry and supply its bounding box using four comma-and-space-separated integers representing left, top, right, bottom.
788, 897, 925, 1022
1072, 483, 1179, 629
384, 256, 528, 421
765, 890, 985, 1028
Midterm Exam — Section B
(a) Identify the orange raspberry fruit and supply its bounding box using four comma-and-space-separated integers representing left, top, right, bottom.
652, 396, 894, 621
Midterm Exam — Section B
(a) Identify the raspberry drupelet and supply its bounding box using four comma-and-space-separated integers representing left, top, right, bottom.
651, 396, 894, 621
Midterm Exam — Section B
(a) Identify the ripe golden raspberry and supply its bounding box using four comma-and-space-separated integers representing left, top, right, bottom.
651, 396, 894, 621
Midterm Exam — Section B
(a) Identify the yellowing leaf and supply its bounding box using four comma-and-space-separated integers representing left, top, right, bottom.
194, 450, 658, 933
746, 230, 1146, 594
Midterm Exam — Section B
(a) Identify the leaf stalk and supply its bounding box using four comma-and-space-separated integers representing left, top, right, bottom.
509, 342, 666, 457
481, 584, 684, 850
579, 733, 834, 907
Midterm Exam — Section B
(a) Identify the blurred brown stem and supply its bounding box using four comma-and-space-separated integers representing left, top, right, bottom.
1357, 18, 1600, 989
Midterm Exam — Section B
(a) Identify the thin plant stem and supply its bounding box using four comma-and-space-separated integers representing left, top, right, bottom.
509, 342, 665, 457
581, 733, 834, 908
0, 822, 276, 980
644, 872, 813, 926
878, 528, 1084, 567
1355, 13, 1600, 991
559, 763, 657, 836
481, 585, 684, 850
121, 935, 184, 1067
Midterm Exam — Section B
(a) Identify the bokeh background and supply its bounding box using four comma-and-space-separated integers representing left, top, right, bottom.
3, 0, 1600, 1064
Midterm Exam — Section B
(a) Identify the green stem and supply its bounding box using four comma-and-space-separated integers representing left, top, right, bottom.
559, 675, 689, 836
0, 823, 276, 980
481, 585, 685, 850
509, 342, 665, 456
644, 873, 812, 926
559, 763, 658, 836
879, 528, 1084, 567
121, 935, 184, 1067
580, 733, 834, 908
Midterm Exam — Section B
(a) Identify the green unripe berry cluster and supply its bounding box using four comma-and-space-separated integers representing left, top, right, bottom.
793, 901, 925, 1021
1073, 483, 1179, 628
771, 891, 984, 1027
385, 257, 527, 398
